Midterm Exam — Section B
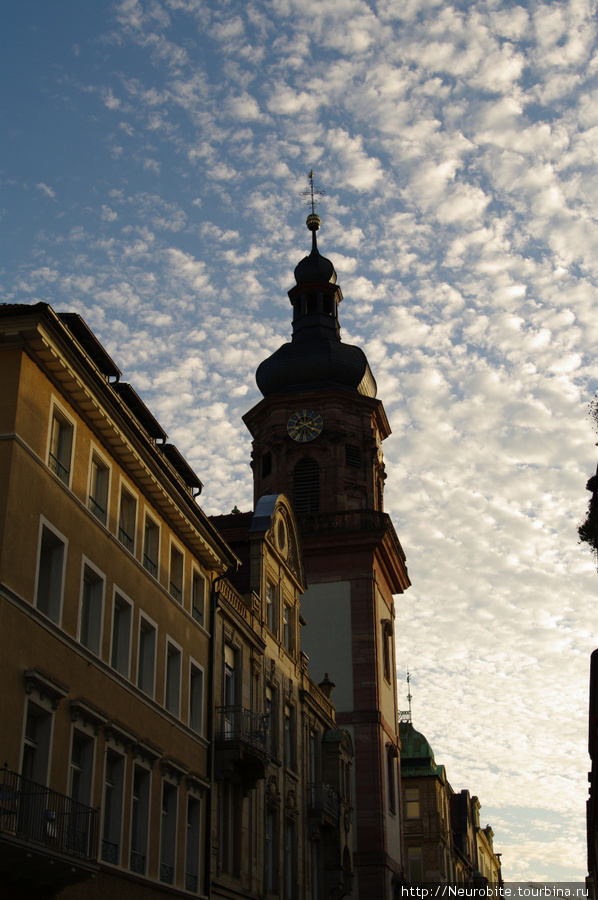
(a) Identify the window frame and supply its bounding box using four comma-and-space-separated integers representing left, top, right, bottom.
137, 612, 157, 699
78, 558, 105, 656
159, 777, 179, 885
185, 792, 202, 892
164, 637, 182, 717
47, 397, 76, 488
110, 589, 133, 678
142, 513, 160, 579
117, 480, 138, 554
130, 762, 151, 876
405, 786, 420, 819
101, 746, 126, 866
87, 443, 111, 526
189, 659, 205, 736
169, 540, 184, 603
35, 517, 68, 625
191, 567, 207, 628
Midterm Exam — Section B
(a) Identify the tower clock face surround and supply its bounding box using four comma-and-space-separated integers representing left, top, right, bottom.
286, 409, 323, 443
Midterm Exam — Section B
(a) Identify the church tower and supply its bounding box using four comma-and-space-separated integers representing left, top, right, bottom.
243, 193, 411, 897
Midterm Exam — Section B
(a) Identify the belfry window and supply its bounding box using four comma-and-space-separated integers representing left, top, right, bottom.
306, 293, 317, 314
293, 459, 319, 514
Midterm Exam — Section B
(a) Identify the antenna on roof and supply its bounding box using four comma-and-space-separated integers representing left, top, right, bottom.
398, 670, 413, 723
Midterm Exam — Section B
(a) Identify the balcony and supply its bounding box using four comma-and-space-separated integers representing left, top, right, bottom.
0, 766, 99, 892
215, 706, 269, 790
308, 782, 340, 825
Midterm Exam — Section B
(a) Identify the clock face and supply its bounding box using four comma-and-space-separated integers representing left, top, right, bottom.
287, 409, 323, 443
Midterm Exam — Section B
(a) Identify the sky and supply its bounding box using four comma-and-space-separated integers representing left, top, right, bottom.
1, 0, 597, 882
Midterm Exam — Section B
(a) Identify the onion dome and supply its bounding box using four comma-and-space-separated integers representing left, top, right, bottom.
293, 214, 337, 285
255, 213, 377, 399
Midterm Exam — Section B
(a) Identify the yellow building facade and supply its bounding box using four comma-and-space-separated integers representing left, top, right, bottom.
0, 302, 353, 900
0, 303, 236, 897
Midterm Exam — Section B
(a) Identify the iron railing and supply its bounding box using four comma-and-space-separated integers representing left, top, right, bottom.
215, 706, 269, 755
308, 782, 340, 823
0, 766, 98, 861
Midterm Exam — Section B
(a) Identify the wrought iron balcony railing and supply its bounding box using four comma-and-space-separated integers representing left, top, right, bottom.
0, 766, 98, 862
308, 782, 340, 824
215, 706, 269, 755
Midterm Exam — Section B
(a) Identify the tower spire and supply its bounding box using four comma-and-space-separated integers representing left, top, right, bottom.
398, 670, 413, 723
300, 170, 325, 249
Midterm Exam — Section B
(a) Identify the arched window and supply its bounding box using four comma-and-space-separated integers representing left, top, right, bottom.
293, 458, 319, 514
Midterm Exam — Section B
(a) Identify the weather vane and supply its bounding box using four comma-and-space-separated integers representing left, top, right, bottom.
300, 170, 325, 216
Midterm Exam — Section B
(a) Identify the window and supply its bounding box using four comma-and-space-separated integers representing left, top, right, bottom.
160, 781, 178, 884
262, 452, 272, 478
189, 662, 204, 735
387, 746, 397, 815
266, 582, 277, 634
266, 685, 277, 758
165, 640, 182, 716
21, 703, 52, 785
118, 486, 137, 552
311, 839, 320, 900
266, 806, 278, 894
284, 818, 297, 900
143, 515, 159, 577
70, 731, 94, 807
405, 787, 420, 818
283, 602, 293, 653
169, 543, 184, 602
79, 563, 104, 655
138, 615, 157, 698
382, 620, 393, 683
407, 846, 423, 882
345, 444, 361, 467
192, 570, 206, 626
111, 592, 132, 677
284, 705, 296, 770
48, 405, 74, 485
130, 765, 150, 875
224, 647, 236, 737
36, 521, 66, 623
89, 453, 109, 525
102, 751, 125, 865
185, 795, 201, 892
219, 779, 241, 876
19, 703, 53, 842
293, 458, 319, 514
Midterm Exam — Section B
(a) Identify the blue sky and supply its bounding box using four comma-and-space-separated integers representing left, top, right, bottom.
2, 0, 597, 880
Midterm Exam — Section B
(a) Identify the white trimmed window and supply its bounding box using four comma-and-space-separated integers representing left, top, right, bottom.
143, 514, 160, 578
118, 484, 137, 552
165, 639, 182, 716
130, 764, 151, 875
88, 448, 110, 525
189, 661, 204, 735
79, 561, 105, 655
192, 569, 206, 627
169, 543, 183, 602
110, 591, 132, 678
160, 779, 178, 885
35, 519, 67, 624
48, 400, 75, 486
185, 794, 202, 892
138, 614, 157, 698
101, 749, 125, 865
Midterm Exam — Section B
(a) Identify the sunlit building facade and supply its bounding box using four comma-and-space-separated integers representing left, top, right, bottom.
0, 301, 353, 899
